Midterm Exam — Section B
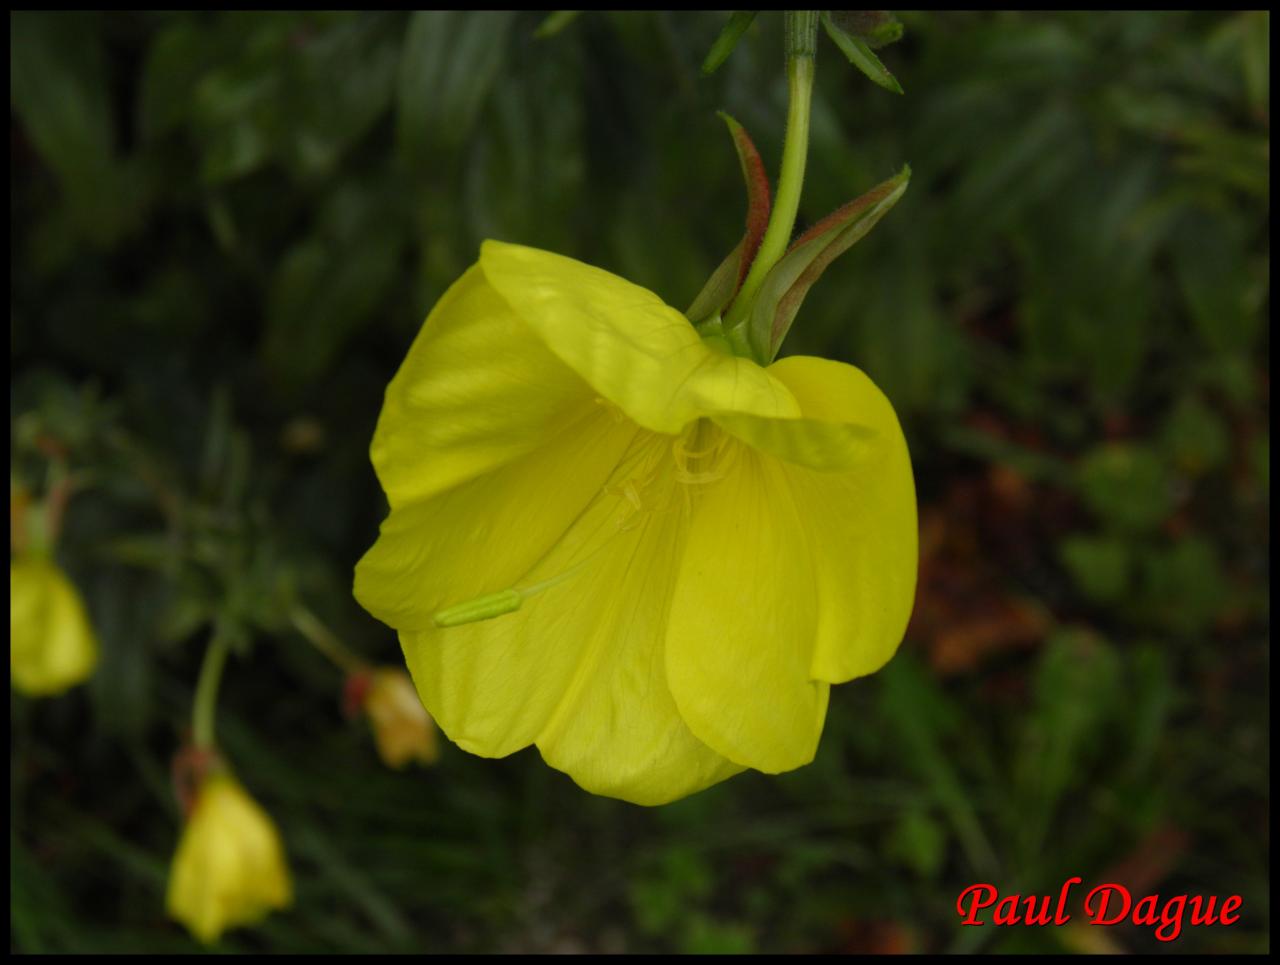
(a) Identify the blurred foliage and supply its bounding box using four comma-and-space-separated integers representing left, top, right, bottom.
10, 9, 1270, 954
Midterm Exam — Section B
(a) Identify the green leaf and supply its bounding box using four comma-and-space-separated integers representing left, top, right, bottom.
464, 48, 584, 251
534, 11, 581, 39
1059, 535, 1132, 603
10, 12, 135, 245
1077, 444, 1174, 534
1161, 395, 1229, 475
1173, 208, 1264, 355
397, 11, 515, 165
701, 11, 758, 75
1018, 630, 1121, 841
827, 10, 904, 50
887, 809, 946, 878
1137, 537, 1227, 635
744, 165, 910, 360
820, 12, 903, 94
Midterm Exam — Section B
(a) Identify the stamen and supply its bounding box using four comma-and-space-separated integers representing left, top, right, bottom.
431, 527, 625, 629
433, 589, 524, 628
671, 424, 737, 487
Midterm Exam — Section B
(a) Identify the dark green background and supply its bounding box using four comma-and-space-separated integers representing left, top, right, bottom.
10, 10, 1269, 953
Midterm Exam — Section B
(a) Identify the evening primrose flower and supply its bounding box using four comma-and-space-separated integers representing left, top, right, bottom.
167, 772, 292, 944
10, 554, 99, 696
354, 240, 917, 805
348, 667, 441, 769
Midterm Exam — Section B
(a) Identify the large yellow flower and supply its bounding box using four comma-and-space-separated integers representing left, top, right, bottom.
354, 241, 916, 805
10, 555, 99, 696
167, 772, 292, 944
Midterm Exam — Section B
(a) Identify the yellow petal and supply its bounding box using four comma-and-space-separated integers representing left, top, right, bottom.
10, 557, 99, 697
666, 440, 830, 773
479, 241, 801, 435
355, 404, 639, 631
167, 774, 292, 945
399, 429, 741, 805
767, 356, 918, 682
370, 264, 595, 509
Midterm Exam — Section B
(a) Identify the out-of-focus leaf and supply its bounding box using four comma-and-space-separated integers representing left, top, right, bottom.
828, 11, 904, 50
1161, 396, 1229, 475
139, 21, 215, 140
820, 11, 903, 94
880, 656, 996, 873
681, 917, 755, 955
701, 12, 758, 76
262, 186, 405, 393
397, 11, 515, 165
10, 12, 136, 246
1077, 444, 1174, 534
886, 809, 946, 878
1014, 629, 1121, 851
1173, 208, 1264, 355
535, 11, 582, 40
1060, 535, 1132, 603
464, 45, 584, 253
280, 14, 401, 180
1137, 536, 1227, 635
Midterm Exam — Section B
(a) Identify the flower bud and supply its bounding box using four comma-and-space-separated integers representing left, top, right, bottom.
10, 555, 99, 696
357, 668, 440, 769
167, 773, 292, 944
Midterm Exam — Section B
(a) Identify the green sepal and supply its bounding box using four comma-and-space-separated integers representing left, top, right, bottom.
685, 113, 771, 324
744, 165, 910, 361
686, 240, 744, 324
821, 11, 904, 94
701, 11, 759, 75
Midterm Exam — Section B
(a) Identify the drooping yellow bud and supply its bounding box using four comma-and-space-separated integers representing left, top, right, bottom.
362, 668, 440, 769
10, 555, 99, 696
166, 773, 292, 945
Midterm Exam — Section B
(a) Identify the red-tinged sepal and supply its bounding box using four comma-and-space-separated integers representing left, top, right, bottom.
746, 165, 910, 361
685, 113, 772, 325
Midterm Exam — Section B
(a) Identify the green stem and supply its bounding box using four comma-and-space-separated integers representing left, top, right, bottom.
290, 604, 365, 675
192, 630, 232, 750
724, 10, 818, 341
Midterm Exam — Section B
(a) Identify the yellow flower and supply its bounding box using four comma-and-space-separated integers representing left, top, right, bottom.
354, 241, 917, 805
361, 668, 441, 769
10, 555, 99, 696
167, 773, 292, 944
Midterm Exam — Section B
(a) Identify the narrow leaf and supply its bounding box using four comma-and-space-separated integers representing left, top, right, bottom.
746, 166, 910, 360
821, 11, 903, 94
701, 11, 758, 75
535, 11, 580, 39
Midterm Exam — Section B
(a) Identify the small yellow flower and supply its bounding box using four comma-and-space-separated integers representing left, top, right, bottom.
361, 668, 440, 769
10, 555, 99, 696
354, 242, 917, 805
167, 772, 292, 945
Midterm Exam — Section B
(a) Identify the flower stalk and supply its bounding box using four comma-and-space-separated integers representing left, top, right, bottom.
724, 10, 818, 342
289, 603, 365, 675
191, 629, 232, 749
